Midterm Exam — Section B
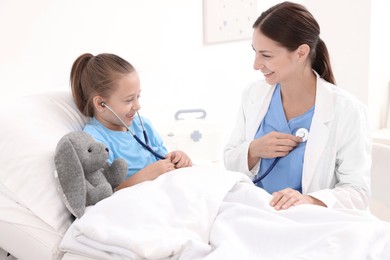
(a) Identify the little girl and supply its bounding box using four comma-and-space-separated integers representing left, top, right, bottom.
70, 53, 192, 191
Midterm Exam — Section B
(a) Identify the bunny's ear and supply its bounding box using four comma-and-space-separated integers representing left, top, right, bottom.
54, 136, 87, 218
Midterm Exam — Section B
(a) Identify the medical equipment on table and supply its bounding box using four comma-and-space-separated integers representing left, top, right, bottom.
101, 102, 166, 160
252, 128, 308, 184
159, 109, 223, 164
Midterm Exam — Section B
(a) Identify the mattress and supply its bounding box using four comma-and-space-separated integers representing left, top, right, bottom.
0, 189, 63, 259
0, 190, 99, 260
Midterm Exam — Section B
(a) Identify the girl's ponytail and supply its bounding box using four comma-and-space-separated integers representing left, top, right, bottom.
70, 53, 94, 117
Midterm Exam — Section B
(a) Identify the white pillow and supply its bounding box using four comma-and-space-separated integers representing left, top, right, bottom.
0, 91, 88, 233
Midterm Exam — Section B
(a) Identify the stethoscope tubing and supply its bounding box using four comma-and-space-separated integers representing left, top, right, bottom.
252, 157, 281, 184
102, 103, 166, 160
132, 133, 165, 160
252, 127, 308, 185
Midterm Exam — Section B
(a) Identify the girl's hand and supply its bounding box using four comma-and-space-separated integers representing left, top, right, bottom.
269, 188, 326, 210
166, 150, 192, 168
144, 159, 176, 177
115, 159, 175, 191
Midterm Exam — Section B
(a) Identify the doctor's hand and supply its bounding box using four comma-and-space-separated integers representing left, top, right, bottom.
166, 150, 192, 169
248, 132, 301, 169
270, 188, 327, 210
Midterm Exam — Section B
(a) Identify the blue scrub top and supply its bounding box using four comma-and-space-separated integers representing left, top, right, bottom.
254, 84, 314, 194
83, 117, 168, 179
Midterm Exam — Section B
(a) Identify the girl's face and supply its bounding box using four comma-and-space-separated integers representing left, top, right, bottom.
97, 72, 141, 131
251, 30, 299, 85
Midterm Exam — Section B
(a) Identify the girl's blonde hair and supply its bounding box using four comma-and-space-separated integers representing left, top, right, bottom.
70, 53, 135, 117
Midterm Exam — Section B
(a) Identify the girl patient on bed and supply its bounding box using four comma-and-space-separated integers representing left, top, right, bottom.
70, 53, 192, 191
224, 1, 371, 211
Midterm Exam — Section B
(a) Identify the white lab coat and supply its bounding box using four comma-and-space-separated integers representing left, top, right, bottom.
224, 74, 372, 210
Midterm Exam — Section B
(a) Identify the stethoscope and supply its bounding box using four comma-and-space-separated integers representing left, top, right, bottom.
252, 128, 309, 185
101, 102, 166, 160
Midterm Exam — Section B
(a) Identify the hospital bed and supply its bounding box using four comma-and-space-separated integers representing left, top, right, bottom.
0, 91, 389, 259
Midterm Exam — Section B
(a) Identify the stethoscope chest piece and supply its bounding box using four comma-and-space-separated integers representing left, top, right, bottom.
295, 128, 309, 142
253, 127, 309, 185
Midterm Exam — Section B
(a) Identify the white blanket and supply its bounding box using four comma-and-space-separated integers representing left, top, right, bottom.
60, 166, 390, 260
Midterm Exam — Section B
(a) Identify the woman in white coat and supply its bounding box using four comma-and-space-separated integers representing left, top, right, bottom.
224, 1, 371, 211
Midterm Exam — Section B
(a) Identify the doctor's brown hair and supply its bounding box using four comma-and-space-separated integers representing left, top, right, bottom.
253, 1, 335, 84
70, 53, 135, 117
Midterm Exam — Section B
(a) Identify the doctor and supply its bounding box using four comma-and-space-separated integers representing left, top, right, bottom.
224, 1, 371, 211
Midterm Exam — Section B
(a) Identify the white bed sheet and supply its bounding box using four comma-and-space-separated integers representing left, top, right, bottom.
60, 166, 390, 260
60, 253, 96, 260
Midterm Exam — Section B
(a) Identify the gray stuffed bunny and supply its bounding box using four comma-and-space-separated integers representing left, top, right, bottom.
54, 131, 127, 218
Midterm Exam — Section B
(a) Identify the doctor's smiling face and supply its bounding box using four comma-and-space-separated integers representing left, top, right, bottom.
252, 29, 300, 86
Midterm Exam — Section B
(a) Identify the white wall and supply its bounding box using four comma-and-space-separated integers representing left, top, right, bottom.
369, 0, 390, 129
0, 0, 257, 141
0, 0, 388, 140
305, 0, 390, 131
304, 0, 371, 104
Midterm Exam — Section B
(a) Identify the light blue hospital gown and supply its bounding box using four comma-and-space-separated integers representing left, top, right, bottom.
83, 117, 168, 179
